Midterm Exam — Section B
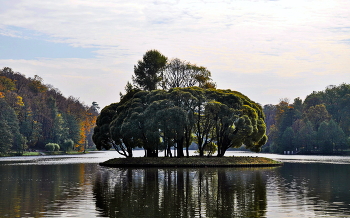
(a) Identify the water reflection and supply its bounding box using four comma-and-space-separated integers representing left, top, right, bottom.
0, 163, 101, 217
267, 163, 350, 217
2, 152, 350, 217
94, 167, 275, 218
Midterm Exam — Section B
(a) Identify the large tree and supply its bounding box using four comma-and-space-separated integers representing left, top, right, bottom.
132, 50, 167, 91
0, 99, 25, 154
98, 87, 267, 157
163, 58, 215, 89
0, 114, 13, 154
317, 119, 347, 153
93, 89, 141, 157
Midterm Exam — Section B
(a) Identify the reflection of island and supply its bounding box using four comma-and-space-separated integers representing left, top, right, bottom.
93, 168, 271, 217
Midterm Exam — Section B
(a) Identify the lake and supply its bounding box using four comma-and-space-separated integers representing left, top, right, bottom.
1, 151, 350, 217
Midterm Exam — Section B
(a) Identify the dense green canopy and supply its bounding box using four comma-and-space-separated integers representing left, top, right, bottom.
263, 84, 350, 154
93, 87, 267, 157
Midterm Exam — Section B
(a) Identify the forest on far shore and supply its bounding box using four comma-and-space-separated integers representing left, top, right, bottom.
263, 84, 350, 155
0, 67, 98, 154
2, 53, 350, 156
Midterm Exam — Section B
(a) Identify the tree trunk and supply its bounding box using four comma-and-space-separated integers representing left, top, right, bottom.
127, 146, 133, 157
176, 137, 184, 157
199, 147, 204, 157
146, 148, 158, 157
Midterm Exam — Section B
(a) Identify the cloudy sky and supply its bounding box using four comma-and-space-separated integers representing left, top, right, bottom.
1, 0, 350, 108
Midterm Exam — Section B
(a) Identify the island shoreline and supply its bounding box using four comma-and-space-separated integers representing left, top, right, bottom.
100, 156, 283, 168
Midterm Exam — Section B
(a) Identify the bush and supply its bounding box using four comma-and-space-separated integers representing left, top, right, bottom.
45, 143, 59, 152
54, 144, 60, 151
62, 139, 74, 153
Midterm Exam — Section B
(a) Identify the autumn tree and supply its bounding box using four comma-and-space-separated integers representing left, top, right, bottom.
0, 67, 98, 152
304, 104, 331, 130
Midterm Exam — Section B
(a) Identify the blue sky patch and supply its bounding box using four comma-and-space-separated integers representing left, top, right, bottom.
0, 34, 97, 59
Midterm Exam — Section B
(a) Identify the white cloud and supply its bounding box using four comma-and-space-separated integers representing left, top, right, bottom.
1, 0, 350, 107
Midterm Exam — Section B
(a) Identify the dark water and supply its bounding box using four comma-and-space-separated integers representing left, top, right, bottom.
1, 151, 350, 217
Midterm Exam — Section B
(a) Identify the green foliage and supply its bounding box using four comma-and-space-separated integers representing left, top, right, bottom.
54, 143, 60, 151
264, 84, 350, 154
0, 75, 16, 92
62, 139, 74, 152
304, 104, 331, 130
96, 87, 268, 157
0, 115, 13, 154
93, 97, 137, 157
0, 67, 98, 153
28, 75, 48, 93
317, 120, 347, 153
163, 58, 216, 89
203, 142, 218, 156
130, 50, 216, 93
282, 127, 294, 147
132, 50, 167, 91
0, 98, 25, 153
96, 50, 266, 157
45, 143, 59, 151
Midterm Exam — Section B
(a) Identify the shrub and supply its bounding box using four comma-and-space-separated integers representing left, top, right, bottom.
54, 144, 60, 151
62, 139, 74, 153
45, 143, 59, 152
45, 143, 54, 151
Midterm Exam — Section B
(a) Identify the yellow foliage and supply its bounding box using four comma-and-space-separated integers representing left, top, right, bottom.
0, 76, 16, 92
76, 110, 97, 152
16, 96, 24, 106
0, 92, 4, 98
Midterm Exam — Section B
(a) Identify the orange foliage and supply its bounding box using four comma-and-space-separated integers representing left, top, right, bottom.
76, 110, 97, 152
0, 76, 16, 92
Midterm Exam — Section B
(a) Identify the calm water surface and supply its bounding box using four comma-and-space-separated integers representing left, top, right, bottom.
1, 151, 350, 217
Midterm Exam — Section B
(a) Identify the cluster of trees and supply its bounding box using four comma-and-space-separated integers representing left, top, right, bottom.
130, 50, 216, 93
0, 67, 99, 154
93, 50, 267, 157
263, 84, 350, 154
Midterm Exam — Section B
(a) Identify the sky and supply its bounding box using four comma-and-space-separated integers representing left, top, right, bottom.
1, 0, 350, 108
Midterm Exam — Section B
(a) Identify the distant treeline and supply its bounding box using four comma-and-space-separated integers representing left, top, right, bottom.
263, 84, 350, 154
0, 67, 98, 154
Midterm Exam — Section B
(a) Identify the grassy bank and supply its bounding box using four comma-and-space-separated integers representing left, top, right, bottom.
0, 151, 88, 157
100, 156, 282, 168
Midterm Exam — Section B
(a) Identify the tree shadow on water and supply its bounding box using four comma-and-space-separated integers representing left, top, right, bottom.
93, 167, 270, 218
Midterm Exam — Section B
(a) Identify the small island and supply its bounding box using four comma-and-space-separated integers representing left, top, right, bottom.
95, 50, 274, 167
100, 156, 282, 168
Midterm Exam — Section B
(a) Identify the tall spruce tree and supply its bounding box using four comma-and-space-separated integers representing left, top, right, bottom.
132, 50, 167, 91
